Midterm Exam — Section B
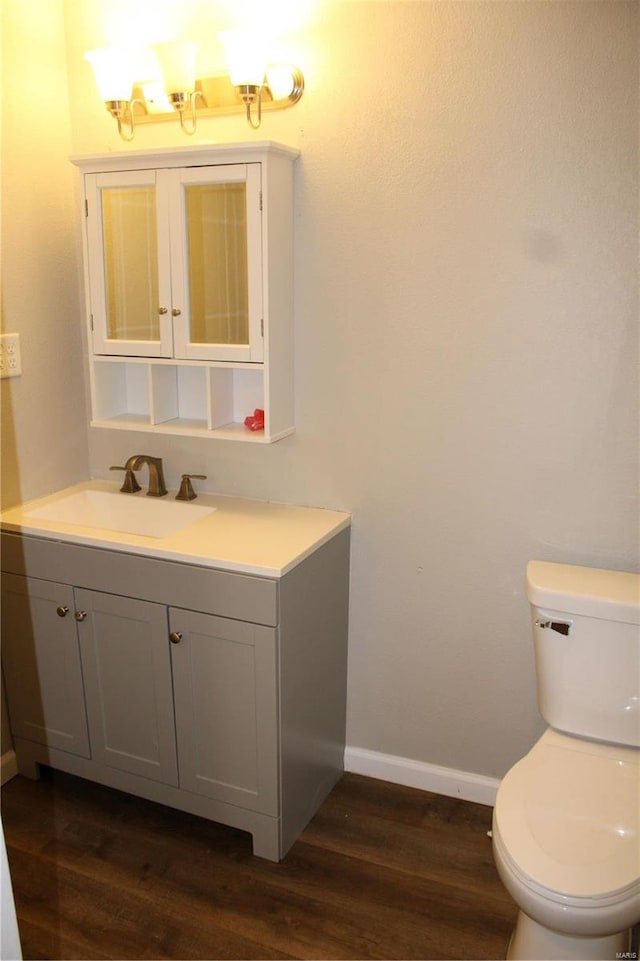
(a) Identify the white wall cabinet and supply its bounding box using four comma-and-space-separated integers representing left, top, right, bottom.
72, 143, 298, 442
1, 528, 350, 860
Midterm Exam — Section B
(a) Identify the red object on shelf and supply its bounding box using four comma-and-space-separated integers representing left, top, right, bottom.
244, 408, 265, 431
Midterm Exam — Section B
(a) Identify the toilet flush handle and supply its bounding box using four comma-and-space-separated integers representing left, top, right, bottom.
536, 618, 572, 636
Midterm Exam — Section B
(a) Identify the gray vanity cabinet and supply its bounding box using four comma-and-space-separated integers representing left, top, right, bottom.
1, 526, 350, 861
1, 573, 90, 758
2, 579, 276, 806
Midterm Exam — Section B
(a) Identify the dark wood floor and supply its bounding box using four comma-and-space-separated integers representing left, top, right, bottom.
2, 767, 516, 961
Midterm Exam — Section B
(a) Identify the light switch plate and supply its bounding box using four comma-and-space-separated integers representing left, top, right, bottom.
0, 333, 22, 379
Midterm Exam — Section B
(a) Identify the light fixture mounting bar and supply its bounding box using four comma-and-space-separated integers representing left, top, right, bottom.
132, 69, 304, 125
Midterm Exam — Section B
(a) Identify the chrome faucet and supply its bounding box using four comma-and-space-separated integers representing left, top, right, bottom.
123, 454, 167, 497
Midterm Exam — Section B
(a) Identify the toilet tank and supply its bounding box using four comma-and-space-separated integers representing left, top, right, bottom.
526, 560, 640, 747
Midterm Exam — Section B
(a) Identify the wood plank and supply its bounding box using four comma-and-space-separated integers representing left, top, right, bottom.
301, 779, 505, 896
2, 768, 516, 960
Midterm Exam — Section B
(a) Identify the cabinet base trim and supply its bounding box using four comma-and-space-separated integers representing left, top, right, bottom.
344, 745, 499, 807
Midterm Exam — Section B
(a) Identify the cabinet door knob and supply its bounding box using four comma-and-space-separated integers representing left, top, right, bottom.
75, 610, 87, 622
158, 306, 168, 315
169, 631, 183, 644
171, 308, 182, 317
56, 605, 69, 618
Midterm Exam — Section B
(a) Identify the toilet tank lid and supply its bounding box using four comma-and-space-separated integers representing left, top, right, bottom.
526, 560, 640, 624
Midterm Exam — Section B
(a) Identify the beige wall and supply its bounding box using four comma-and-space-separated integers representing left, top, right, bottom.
1, 0, 89, 509
2, 0, 638, 779
1, 0, 90, 757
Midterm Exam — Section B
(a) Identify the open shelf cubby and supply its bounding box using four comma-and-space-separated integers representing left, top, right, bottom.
91, 358, 274, 442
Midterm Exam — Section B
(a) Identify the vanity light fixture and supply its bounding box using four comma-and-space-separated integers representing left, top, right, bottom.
84, 47, 144, 141
151, 41, 204, 136
219, 31, 304, 130
219, 30, 267, 129
221, 51, 304, 130
85, 37, 304, 141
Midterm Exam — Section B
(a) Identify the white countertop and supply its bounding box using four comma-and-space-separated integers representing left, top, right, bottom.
0, 481, 351, 578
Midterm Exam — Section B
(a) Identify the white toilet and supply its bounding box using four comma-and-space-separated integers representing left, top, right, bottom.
492, 560, 640, 961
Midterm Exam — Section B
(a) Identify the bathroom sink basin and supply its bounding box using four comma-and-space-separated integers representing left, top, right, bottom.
25, 489, 216, 539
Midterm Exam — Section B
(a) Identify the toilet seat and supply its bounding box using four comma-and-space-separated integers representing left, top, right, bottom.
494, 729, 640, 907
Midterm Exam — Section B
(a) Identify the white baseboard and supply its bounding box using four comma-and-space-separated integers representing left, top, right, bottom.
344, 745, 499, 807
1, 742, 499, 806
0, 750, 18, 786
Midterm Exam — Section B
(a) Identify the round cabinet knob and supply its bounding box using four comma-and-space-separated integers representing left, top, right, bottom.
56, 605, 69, 618
158, 306, 168, 315
74, 610, 87, 622
169, 631, 182, 645
171, 308, 182, 317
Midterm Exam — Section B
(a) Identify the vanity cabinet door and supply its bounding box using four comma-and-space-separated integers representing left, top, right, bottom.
1, 574, 90, 758
169, 608, 278, 815
76, 590, 179, 786
85, 169, 174, 358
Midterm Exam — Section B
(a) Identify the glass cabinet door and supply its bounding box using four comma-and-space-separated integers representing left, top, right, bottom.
86, 170, 173, 357
171, 164, 264, 363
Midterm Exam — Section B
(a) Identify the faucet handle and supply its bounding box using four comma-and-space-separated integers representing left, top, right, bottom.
175, 474, 207, 502
110, 465, 141, 494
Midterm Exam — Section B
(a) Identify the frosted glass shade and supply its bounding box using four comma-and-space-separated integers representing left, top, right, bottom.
219, 31, 267, 87
152, 41, 201, 94
85, 48, 135, 101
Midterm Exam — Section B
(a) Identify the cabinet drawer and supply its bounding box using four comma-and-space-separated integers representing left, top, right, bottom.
1, 533, 278, 627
